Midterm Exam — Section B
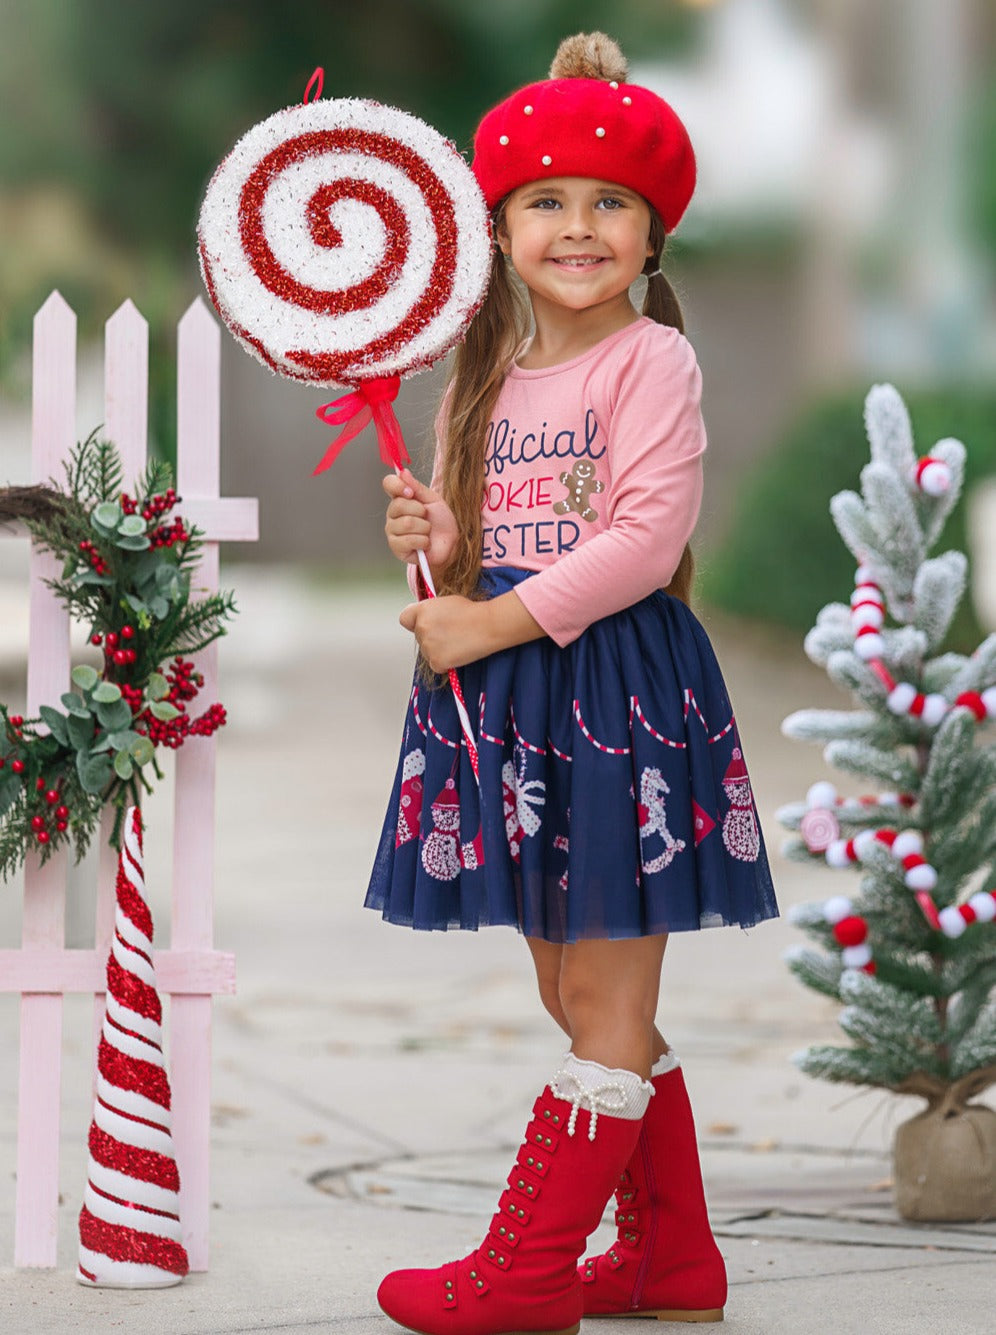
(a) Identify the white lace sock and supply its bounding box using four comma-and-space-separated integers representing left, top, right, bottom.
550, 1052, 655, 1141
651, 1049, 681, 1078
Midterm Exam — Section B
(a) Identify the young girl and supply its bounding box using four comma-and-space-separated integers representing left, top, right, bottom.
367, 31, 777, 1333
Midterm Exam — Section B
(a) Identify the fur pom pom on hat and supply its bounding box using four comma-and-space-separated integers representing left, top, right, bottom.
472, 32, 695, 232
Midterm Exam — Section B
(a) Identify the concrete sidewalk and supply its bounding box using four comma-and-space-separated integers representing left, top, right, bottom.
1, 568, 993, 1335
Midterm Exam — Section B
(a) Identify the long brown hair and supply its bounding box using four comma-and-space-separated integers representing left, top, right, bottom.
437, 206, 695, 606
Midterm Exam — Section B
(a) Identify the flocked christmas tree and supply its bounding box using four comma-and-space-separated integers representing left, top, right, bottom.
779, 384, 996, 1222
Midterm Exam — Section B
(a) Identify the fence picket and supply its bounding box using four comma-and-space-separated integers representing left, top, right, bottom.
15, 292, 77, 1267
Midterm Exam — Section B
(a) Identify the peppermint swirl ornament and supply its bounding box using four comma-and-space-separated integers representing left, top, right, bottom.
197, 81, 491, 393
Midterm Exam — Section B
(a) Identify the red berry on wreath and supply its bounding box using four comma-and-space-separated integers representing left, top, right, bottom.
56, 820, 68, 832
91, 633, 103, 646
11, 759, 25, 774
11, 715, 23, 726
113, 649, 128, 665
36, 830, 50, 845
45, 789, 59, 805
30, 815, 45, 832
36, 776, 45, 790
0, 758, 5, 769
121, 625, 134, 639
56, 805, 69, 820
106, 632, 119, 649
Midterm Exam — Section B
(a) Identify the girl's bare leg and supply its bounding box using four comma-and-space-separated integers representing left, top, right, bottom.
525, 935, 671, 1076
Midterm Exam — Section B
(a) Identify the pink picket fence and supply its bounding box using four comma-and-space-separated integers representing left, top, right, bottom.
0, 292, 258, 1270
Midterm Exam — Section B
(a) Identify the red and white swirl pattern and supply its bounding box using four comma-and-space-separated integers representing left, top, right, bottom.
198, 97, 491, 386
77, 807, 189, 1288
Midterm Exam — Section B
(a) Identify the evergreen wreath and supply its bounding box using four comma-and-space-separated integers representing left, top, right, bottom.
0, 432, 237, 879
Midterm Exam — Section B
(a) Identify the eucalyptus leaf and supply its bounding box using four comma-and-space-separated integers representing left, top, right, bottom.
91, 682, 122, 704
114, 534, 151, 551
149, 596, 169, 619
147, 673, 168, 701
95, 699, 132, 732
38, 706, 69, 745
130, 737, 154, 766
113, 751, 134, 781
93, 501, 121, 529
60, 693, 91, 719
71, 665, 99, 691
118, 514, 146, 537
107, 730, 139, 751
90, 734, 114, 754
155, 565, 178, 591
125, 594, 147, 614
67, 714, 94, 751
77, 753, 113, 795
76, 570, 113, 587
149, 700, 181, 722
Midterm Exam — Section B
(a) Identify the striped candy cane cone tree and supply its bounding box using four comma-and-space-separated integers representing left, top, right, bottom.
77, 806, 189, 1287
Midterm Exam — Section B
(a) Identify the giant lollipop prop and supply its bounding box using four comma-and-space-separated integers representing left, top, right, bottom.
198, 69, 490, 774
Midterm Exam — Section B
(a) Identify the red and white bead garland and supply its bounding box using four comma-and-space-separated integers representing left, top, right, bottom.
937, 889, 996, 937
799, 780, 913, 854
198, 94, 491, 387
850, 566, 996, 725
821, 895, 876, 973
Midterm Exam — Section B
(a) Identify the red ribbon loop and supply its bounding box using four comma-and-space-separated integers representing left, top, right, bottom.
313, 375, 408, 474
303, 68, 324, 104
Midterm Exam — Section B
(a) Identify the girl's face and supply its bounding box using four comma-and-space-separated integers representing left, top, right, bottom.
498, 177, 653, 322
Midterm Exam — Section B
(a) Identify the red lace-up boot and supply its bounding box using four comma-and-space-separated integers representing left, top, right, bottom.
580, 1059, 726, 1322
377, 1056, 652, 1335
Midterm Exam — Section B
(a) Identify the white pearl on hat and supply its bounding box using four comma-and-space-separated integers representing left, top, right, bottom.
609, 81, 619, 90
595, 127, 606, 137
541, 155, 552, 166
622, 96, 632, 106
523, 105, 534, 115
499, 135, 509, 146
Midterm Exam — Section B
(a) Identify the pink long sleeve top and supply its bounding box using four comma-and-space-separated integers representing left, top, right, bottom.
419, 317, 706, 648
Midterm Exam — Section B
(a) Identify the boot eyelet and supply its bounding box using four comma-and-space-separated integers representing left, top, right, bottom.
445, 1280, 453, 1289
488, 1249, 496, 1258
476, 1281, 484, 1289
526, 1157, 534, 1166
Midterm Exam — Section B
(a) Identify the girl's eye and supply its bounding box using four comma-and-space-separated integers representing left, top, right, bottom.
532, 198, 560, 210
597, 197, 624, 210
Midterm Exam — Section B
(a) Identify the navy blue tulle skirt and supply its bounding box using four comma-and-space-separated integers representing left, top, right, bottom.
365, 568, 778, 943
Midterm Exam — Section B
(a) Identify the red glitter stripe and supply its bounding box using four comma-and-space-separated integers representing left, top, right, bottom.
98, 1036, 171, 1110
88, 1179, 179, 1221
238, 128, 457, 380
106, 955, 162, 1024
79, 1205, 188, 1275
78, 1263, 97, 1281
116, 871, 153, 942
88, 1126, 180, 1192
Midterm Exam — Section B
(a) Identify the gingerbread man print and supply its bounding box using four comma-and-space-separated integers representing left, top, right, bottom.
554, 459, 604, 523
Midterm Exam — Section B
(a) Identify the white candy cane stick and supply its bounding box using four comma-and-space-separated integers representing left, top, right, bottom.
412, 531, 480, 782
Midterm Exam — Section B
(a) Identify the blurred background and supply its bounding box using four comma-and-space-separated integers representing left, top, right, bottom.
1, 0, 995, 636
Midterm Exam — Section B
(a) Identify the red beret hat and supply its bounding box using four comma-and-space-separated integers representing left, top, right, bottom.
472, 76, 696, 232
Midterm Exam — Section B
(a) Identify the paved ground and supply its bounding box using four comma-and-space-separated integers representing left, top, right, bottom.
0, 567, 993, 1334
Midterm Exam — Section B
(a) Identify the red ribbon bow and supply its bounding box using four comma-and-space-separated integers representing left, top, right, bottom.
313, 375, 409, 475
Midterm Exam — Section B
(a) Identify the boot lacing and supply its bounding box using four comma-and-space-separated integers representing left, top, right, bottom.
551, 1069, 631, 1141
